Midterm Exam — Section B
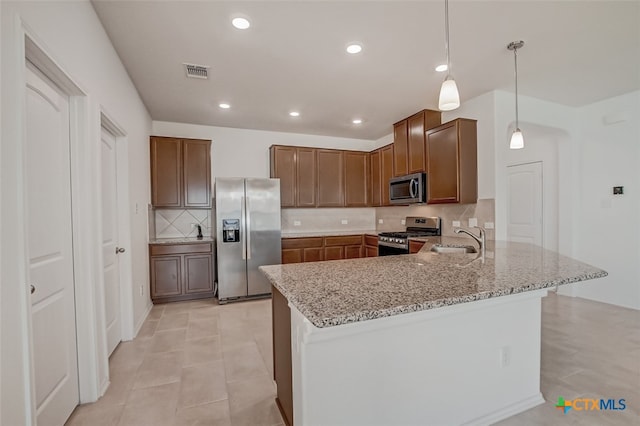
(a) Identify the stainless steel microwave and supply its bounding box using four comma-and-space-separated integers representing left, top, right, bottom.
389, 172, 426, 205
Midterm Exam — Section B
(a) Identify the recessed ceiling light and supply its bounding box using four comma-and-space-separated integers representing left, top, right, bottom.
232, 17, 251, 30
352, 119, 363, 124
346, 43, 363, 54
435, 64, 448, 72
219, 103, 231, 109
289, 111, 300, 117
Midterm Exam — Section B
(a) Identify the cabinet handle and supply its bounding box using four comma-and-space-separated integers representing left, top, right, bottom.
241, 196, 247, 260
246, 197, 251, 260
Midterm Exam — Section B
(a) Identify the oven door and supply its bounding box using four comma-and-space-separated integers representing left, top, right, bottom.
378, 242, 409, 256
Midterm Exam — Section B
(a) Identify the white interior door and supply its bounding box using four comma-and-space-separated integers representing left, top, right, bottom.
101, 127, 122, 356
26, 63, 79, 425
507, 162, 543, 246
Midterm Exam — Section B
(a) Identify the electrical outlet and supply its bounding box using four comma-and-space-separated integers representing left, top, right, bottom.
452, 220, 461, 227
468, 218, 478, 227
293, 220, 301, 226
484, 222, 495, 229
341, 219, 348, 225
401, 219, 406, 225
378, 219, 384, 224
613, 186, 624, 195
499, 346, 511, 367
191, 223, 199, 230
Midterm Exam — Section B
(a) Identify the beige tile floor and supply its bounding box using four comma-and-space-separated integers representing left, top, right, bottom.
67, 293, 639, 426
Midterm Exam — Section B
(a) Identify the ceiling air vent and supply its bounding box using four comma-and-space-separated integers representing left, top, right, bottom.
183, 63, 210, 79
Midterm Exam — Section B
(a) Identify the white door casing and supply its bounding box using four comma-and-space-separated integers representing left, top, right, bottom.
25, 63, 79, 425
101, 127, 122, 356
507, 162, 543, 246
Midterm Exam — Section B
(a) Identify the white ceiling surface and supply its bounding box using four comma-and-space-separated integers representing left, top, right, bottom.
91, 1, 640, 140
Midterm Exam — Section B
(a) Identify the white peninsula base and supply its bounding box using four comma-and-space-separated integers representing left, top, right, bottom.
290, 289, 548, 425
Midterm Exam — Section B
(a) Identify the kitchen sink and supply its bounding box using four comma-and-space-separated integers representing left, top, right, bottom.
430, 244, 478, 254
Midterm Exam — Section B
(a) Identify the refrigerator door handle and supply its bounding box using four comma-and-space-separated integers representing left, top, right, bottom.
241, 196, 247, 260
246, 196, 252, 260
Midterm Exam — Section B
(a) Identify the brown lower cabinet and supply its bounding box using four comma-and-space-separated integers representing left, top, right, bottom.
149, 243, 214, 303
364, 234, 378, 257
282, 235, 366, 264
409, 240, 426, 254
272, 286, 293, 426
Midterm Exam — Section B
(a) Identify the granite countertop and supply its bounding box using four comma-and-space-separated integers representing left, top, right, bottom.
149, 237, 214, 245
282, 230, 379, 238
260, 238, 607, 328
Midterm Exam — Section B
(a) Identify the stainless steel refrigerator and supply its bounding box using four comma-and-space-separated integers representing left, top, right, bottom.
214, 178, 281, 303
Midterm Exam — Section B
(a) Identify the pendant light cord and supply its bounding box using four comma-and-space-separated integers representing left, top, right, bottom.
514, 46, 519, 128
445, 0, 451, 73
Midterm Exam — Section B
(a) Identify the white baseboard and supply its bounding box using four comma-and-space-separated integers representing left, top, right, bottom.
132, 301, 153, 338
463, 393, 546, 426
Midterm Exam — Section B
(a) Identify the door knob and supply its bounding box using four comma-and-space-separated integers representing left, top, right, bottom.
30, 284, 35, 294
116, 247, 125, 254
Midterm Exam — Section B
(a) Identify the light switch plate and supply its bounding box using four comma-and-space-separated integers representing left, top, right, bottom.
452, 220, 461, 227
341, 219, 348, 225
468, 218, 478, 227
401, 219, 406, 225
378, 219, 384, 224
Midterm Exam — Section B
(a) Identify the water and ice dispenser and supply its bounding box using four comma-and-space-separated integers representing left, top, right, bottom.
222, 219, 240, 243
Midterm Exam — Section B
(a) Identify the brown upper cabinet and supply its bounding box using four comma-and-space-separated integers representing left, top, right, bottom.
271, 145, 369, 208
393, 120, 408, 176
316, 149, 344, 207
151, 136, 211, 208
393, 109, 442, 177
344, 151, 369, 207
369, 143, 393, 207
407, 109, 442, 174
426, 118, 478, 204
369, 149, 382, 206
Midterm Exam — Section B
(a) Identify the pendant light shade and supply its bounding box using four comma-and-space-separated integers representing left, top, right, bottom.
510, 128, 524, 149
508, 40, 525, 149
438, 0, 460, 111
439, 76, 460, 111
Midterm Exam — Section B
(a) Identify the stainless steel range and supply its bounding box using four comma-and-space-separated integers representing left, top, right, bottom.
378, 217, 441, 256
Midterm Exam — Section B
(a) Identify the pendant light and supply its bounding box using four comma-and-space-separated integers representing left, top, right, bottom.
508, 40, 525, 149
438, 0, 460, 111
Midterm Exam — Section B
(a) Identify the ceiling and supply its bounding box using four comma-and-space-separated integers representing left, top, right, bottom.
92, 1, 640, 140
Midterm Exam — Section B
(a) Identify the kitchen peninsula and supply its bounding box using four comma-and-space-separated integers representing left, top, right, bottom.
260, 239, 607, 426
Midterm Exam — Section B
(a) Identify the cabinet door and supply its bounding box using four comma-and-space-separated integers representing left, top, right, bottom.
282, 248, 302, 264
409, 240, 426, 254
317, 149, 344, 207
150, 255, 182, 298
270, 146, 296, 207
183, 139, 211, 208
151, 137, 182, 207
370, 150, 381, 206
303, 248, 324, 262
324, 246, 344, 261
184, 254, 213, 294
408, 112, 426, 174
393, 120, 408, 176
365, 246, 378, 257
345, 245, 362, 259
344, 151, 368, 207
381, 144, 394, 206
426, 122, 460, 203
296, 148, 317, 207
426, 119, 477, 204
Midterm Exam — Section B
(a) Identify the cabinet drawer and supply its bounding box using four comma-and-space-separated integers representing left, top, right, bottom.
364, 235, 378, 247
281, 237, 323, 249
324, 235, 363, 246
150, 243, 212, 256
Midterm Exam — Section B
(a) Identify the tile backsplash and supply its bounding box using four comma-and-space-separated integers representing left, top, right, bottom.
281, 208, 376, 234
375, 198, 495, 240
154, 209, 212, 238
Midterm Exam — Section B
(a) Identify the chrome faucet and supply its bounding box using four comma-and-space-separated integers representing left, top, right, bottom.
454, 226, 486, 258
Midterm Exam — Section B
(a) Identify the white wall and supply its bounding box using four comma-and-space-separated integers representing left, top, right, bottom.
1, 1, 151, 423
572, 91, 640, 310
152, 121, 378, 181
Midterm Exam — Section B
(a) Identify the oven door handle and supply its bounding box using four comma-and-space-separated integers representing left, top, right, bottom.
409, 178, 418, 199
